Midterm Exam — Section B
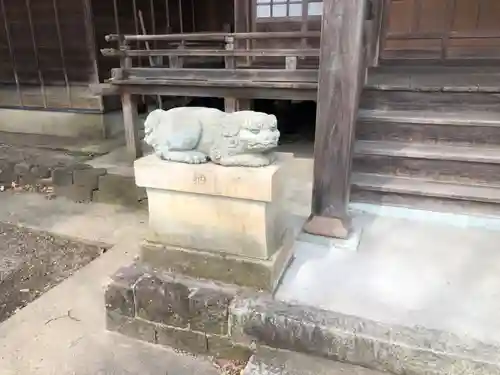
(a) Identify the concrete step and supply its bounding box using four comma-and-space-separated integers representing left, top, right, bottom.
356, 109, 500, 145
353, 140, 500, 184
230, 295, 500, 375
243, 348, 385, 375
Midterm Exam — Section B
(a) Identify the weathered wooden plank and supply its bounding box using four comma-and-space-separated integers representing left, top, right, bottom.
361, 90, 500, 112
354, 139, 500, 163
0, 85, 102, 112
108, 83, 316, 101
353, 153, 500, 185
105, 31, 321, 42
304, 0, 367, 239
115, 67, 319, 82
356, 109, 500, 146
110, 78, 317, 90
89, 83, 120, 96
101, 48, 320, 58
351, 172, 500, 204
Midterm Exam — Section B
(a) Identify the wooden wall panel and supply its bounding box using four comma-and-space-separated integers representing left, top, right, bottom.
386, 0, 415, 34
381, 0, 500, 60
0, 0, 95, 85
418, 0, 447, 33
477, 0, 500, 31
452, 0, 480, 32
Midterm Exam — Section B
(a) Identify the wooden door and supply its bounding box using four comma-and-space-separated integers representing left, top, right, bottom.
381, 0, 500, 61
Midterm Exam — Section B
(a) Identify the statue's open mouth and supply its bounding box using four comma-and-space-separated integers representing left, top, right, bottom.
247, 141, 278, 152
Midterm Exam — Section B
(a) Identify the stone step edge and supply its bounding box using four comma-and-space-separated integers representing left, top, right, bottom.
105, 261, 500, 375
229, 295, 500, 375
243, 347, 386, 375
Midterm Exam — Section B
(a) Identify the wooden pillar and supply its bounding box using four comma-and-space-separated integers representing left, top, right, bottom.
223, 35, 252, 112
121, 44, 143, 160
303, 0, 367, 239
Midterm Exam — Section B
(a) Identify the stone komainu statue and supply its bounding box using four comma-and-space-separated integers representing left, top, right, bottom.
144, 107, 280, 167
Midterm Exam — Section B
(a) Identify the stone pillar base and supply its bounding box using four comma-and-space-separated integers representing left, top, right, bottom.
142, 233, 294, 291
134, 153, 295, 292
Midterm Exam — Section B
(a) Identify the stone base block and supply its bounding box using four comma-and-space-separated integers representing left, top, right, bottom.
298, 224, 363, 252
135, 153, 293, 260
142, 231, 294, 292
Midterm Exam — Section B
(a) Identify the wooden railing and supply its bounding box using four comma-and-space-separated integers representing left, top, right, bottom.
95, 31, 321, 158
99, 31, 321, 100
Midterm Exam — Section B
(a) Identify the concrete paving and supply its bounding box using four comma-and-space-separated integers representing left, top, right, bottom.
0, 192, 221, 374
0, 191, 148, 245
0, 238, 220, 375
278, 211, 500, 346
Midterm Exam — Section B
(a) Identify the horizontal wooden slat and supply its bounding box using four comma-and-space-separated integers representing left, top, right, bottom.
106, 82, 316, 101
101, 48, 320, 58
105, 31, 321, 43
109, 78, 317, 90
115, 68, 319, 83
352, 173, 500, 204
89, 83, 120, 96
387, 31, 500, 40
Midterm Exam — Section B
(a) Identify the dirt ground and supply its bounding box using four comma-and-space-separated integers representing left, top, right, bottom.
0, 223, 107, 323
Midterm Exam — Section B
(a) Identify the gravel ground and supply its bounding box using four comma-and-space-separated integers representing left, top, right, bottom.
0, 223, 107, 322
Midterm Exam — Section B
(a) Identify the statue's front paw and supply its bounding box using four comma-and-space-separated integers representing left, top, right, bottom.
189, 153, 209, 164
247, 155, 272, 167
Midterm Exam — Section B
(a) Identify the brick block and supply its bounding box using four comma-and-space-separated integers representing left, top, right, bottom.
156, 324, 208, 354
135, 274, 191, 328
52, 164, 92, 187
106, 311, 156, 343
105, 264, 145, 317
206, 334, 252, 361
52, 167, 74, 186
73, 167, 107, 190
0, 160, 15, 184
189, 288, 232, 335
30, 165, 51, 179
94, 174, 145, 206
55, 185, 94, 203
14, 162, 36, 185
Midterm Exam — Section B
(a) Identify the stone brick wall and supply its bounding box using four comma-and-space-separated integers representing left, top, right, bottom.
0, 158, 146, 208
53, 165, 146, 207
0, 159, 52, 189
105, 263, 252, 362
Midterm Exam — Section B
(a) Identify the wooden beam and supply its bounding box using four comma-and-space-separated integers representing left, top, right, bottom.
304, 0, 367, 239
114, 67, 318, 82
101, 48, 320, 58
105, 31, 321, 42
104, 83, 316, 101
110, 78, 317, 90
89, 83, 120, 96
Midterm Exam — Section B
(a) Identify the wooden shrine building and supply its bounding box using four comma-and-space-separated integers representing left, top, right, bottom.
2, 0, 500, 238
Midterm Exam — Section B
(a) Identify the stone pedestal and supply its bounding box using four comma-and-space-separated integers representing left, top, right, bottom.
134, 153, 294, 291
